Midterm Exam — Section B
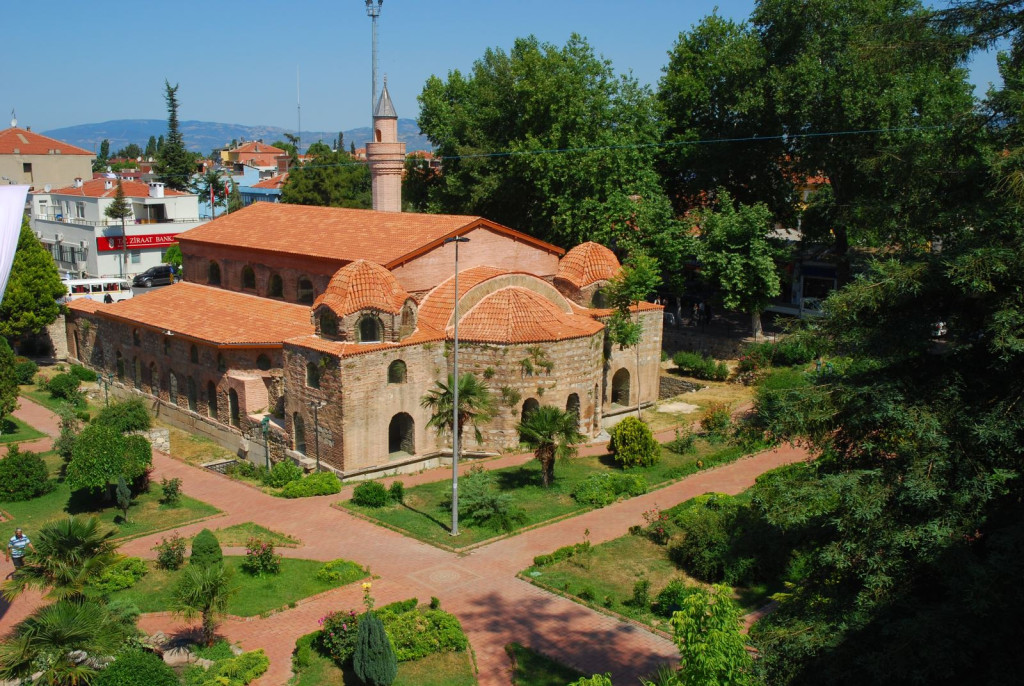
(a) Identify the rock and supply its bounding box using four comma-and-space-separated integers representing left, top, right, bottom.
161, 646, 194, 667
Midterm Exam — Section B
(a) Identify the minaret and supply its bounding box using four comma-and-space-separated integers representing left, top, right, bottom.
366, 79, 405, 212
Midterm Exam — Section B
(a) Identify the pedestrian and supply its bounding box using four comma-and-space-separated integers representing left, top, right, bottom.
6, 528, 35, 570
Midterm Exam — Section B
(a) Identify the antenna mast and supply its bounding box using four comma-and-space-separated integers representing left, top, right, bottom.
365, 0, 383, 127
297, 66, 302, 154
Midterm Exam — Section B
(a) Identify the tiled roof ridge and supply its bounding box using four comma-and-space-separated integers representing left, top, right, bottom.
313, 259, 411, 316
416, 265, 511, 330
0, 127, 94, 156
556, 241, 621, 288
454, 285, 604, 344
42, 177, 189, 198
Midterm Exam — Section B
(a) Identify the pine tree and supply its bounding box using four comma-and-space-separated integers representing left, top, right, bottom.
115, 476, 132, 522
353, 612, 397, 686
154, 81, 193, 191
104, 179, 132, 277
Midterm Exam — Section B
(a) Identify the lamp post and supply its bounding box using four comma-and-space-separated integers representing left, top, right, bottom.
104, 372, 114, 406
260, 416, 270, 470
443, 235, 470, 536
365, 0, 383, 126
310, 399, 326, 472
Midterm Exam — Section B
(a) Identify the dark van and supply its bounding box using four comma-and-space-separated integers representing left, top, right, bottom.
132, 265, 175, 288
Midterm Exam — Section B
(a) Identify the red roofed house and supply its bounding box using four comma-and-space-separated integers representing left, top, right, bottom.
0, 126, 95, 190
63, 86, 662, 478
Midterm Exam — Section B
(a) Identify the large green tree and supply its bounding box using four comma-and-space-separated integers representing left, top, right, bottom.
421, 373, 496, 450
516, 405, 586, 488
0, 216, 65, 340
154, 80, 193, 191
172, 563, 236, 646
104, 178, 132, 277
191, 170, 228, 219
0, 338, 17, 427
670, 585, 753, 686
281, 142, 371, 208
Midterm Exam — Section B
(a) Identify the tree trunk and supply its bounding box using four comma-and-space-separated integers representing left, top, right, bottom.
202, 610, 215, 646
539, 450, 554, 488
635, 308, 642, 419
751, 311, 763, 339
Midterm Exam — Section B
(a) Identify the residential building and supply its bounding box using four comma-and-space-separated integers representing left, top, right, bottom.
0, 126, 94, 191
239, 173, 287, 206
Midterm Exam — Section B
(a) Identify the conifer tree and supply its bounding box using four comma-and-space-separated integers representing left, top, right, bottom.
104, 179, 132, 277
353, 612, 397, 686
190, 529, 223, 569
154, 81, 193, 191
0, 217, 65, 340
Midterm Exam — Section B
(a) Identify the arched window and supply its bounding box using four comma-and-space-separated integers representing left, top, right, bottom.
208, 261, 221, 286
566, 393, 581, 429
187, 376, 197, 411
116, 351, 124, 380
148, 362, 157, 394
306, 362, 321, 389
228, 389, 240, 427
320, 310, 339, 337
132, 328, 141, 346
612, 368, 631, 406
190, 344, 198, 363
400, 304, 416, 336
268, 273, 283, 298
358, 316, 382, 343
169, 372, 179, 406
72, 331, 80, 360
256, 354, 271, 371
207, 381, 218, 419
298, 277, 314, 305
217, 353, 226, 372
592, 289, 607, 308
241, 265, 256, 290
163, 336, 170, 355
133, 357, 141, 390
521, 398, 540, 422
387, 360, 407, 384
388, 413, 415, 455
293, 412, 306, 453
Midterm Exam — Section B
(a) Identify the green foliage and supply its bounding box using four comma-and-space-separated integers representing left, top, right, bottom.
353, 611, 398, 686
185, 649, 268, 686
699, 402, 732, 441
0, 444, 53, 501
672, 351, 730, 381
570, 472, 648, 507
47, 372, 82, 402
569, 676, 614, 686
0, 217, 65, 339
315, 559, 365, 585
160, 476, 182, 505
630, 577, 651, 609
95, 398, 151, 433
281, 145, 371, 208
0, 342, 15, 426
104, 178, 133, 245
317, 609, 360, 663
517, 404, 586, 487
421, 373, 496, 447
280, 471, 342, 498
668, 494, 741, 583
68, 364, 96, 382
352, 480, 390, 508
388, 480, 405, 504
171, 563, 236, 647
671, 584, 753, 686
89, 556, 148, 594
608, 416, 660, 467
241, 537, 280, 576
154, 81, 193, 191
654, 578, 696, 619
190, 529, 223, 569
115, 476, 132, 521
154, 533, 186, 570
443, 466, 527, 533
164, 243, 182, 270
13, 357, 38, 385
262, 459, 303, 488
384, 608, 468, 662
94, 649, 178, 686
666, 428, 696, 455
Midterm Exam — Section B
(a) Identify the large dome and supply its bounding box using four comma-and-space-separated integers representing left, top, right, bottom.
456, 286, 604, 344
555, 241, 620, 288
313, 260, 410, 317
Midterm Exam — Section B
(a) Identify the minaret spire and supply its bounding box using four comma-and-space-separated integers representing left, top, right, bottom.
366, 76, 405, 212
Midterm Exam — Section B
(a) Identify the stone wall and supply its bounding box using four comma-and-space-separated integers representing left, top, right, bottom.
659, 374, 703, 399
603, 309, 664, 411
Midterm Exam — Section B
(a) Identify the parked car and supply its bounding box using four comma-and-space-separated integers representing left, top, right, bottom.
132, 264, 176, 288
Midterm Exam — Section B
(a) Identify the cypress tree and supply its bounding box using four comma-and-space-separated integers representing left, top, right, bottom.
190, 528, 223, 569
154, 81, 193, 191
353, 611, 397, 686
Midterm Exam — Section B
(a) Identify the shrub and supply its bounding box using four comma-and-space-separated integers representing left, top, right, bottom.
13, 358, 38, 385
67, 424, 151, 493
190, 529, 223, 569
318, 609, 361, 663
69, 364, 97, 382
225, 459, 258, 479
653, 578, 696, 618
532, 541, 592, 567
666, 427, 696, 455
53, 403, 80, 463
293, 631, 317, 670
263, 459, 303, 488
673, 351, 729, 381
429, 596, 441, 610
95, 399, 151, 433
154, 533, 186, 570
280, 471, 342, 498
569, 675, 614, 686
352, 480, 390, 507
354, 612, 398, 686
123, 434, 153, 492
90, 556, 148, 593
241, 537, 281, 576
630, 577, 651, 609
608, 416, 660, 467
160, 477, 182, 505
188, 649, 269, 686
388, 480, 405, 504
571, 472, 648, 507
316, 558, 365, 585
448, 468, 527, 533
94, 649, 178, 686
0, 445, 53, 502
668, 494, 739, 583
377, 598, 418, 618
699, 402, 732, 441
76, 410, 91, 423
47, 372, 82, 402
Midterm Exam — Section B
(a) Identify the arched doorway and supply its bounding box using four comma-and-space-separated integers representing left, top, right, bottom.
228, 389, 240, 427
293, 413, 306, 453
208, 261, 221, 285
133, 357, 141, 390
186, 376, 197, 412
612, 368, 630, 406
169, 372, 179, 406
148, 362, 157, 394
207, 382, 218, 419
388, 413, 415, 455
116, 351, 124, 380
566, 393, 581, 429
73, 331, 80, 360
298, 277, 314, 304
520, 398, 540, 442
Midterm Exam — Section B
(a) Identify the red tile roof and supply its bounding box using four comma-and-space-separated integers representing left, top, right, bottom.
457, 287, 604, 344
233, 141, 286, 156
313, 260, 411, 317
251, 173, 287, 189
176, 203, 561, 267
555, 241, 621, 288
246, 156, 279, 167
416, 265, 509, 331
0, 127, 93, 156
74, 282, 312, 346
286, 324, 444, 359
40, 178, 190, 199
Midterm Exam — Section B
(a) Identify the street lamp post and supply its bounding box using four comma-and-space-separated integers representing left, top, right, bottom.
104, 372, 114, 406
260, 416, 270, 470
310, 400, 326, 472
365, 0, 383, 125
443, 235, 470, 536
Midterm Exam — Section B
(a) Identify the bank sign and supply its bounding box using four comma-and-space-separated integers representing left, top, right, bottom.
96, 234, 179, 252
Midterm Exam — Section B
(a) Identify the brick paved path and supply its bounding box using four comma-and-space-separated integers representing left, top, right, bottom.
1, 398, 806, 685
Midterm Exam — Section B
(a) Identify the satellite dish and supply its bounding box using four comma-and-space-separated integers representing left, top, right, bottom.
44, 184, 51, 192
10, 117, 16, 128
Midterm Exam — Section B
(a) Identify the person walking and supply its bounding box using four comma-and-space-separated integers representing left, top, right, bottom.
6, 527, 35, 570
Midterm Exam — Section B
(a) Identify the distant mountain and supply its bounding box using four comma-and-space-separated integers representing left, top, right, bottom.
41, 119, 432, 157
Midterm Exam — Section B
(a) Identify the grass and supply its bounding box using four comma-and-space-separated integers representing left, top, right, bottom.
160, 422, 237, 466
18, 385, 98, 417
108, 557, 367, 617
0, 416, 46, 444
190, 522, 300, 548
342, 440, 749, 549
291, 648, 477, 686
506, 643, 584, 685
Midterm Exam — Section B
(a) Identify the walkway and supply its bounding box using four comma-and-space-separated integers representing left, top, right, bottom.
1, 397, 806, 685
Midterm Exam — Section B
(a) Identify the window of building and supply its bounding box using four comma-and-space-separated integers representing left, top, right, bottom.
116, 351, 124, 380
163, 336, 170, 355
298, 277, 314, 305
306, 362, 321, 389
320, 311, 338, 337
293, 413, 306, 453
217, 354, 226, 372
228, 389, 240, 427
207, 381, 218, 419
22, 163, 32, 174
190, 345, 198, 363
75, 202, 85, 219
241, 265, 256, 290
132, 328, 141, 346
358, 316, 382, 343
133, 357, 141, 390
387, 360, 407, 384
256, 354, 271, 371
131, 252, 141, 264
187, 376, 197, 412
169, 372, 179, 406
208, 261, 221, 286
268, 273, 283, 298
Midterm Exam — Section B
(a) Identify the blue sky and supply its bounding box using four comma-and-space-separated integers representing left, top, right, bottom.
6, 1, 1003, 134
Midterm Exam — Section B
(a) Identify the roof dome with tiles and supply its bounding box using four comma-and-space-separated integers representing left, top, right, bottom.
555, 241, 621, 288
314, 260, 411, 317
455, 286, 604, 344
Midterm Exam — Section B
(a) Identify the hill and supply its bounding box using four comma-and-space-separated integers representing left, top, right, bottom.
41, 119, 431, 157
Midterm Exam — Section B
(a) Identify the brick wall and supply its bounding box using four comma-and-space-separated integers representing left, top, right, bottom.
602, 309, 664, 413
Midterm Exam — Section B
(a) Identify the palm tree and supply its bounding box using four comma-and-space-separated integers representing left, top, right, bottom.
3, 515, 118, 602
172, 563, 236, 646
0, 600, 120, 685
421, 373, 496, 449
517, 405, 586, 488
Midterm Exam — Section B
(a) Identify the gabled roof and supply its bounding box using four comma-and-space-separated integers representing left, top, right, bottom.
0, 127, 93, 156
251, 173, 287, 190
232, 141, 286, 156
39, 178, 190, 199
374, 83, 398, 118
69, 282, 312, 347
176, 203, 562, 267
555, 241, 620, 288
313, 260, 411, 317
457, 287, 604, 344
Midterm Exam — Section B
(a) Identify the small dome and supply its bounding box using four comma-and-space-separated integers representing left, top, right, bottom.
456, 287, 604, 344
555, 241, 620, 288
314, 260, 410, 317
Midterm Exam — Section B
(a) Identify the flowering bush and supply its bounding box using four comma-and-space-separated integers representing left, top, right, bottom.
642, 507, 670, 545
154, 533, 186, 570
241, 537, 281, 576
317, 609, 361, 663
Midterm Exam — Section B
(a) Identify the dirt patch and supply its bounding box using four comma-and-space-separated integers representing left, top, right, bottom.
657, 401, 700, 414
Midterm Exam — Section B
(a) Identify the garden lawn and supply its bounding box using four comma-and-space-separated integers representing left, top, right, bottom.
0, 416, 46, 444
18, 385, 97, 416
342, 440, 749, 549
506, 643, 584, 685
190, 522, 299, 548
291, 649, 477, 686
109, 557, 367, 617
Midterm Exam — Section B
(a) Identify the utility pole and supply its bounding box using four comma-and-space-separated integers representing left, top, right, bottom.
365, 0, 383, 127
